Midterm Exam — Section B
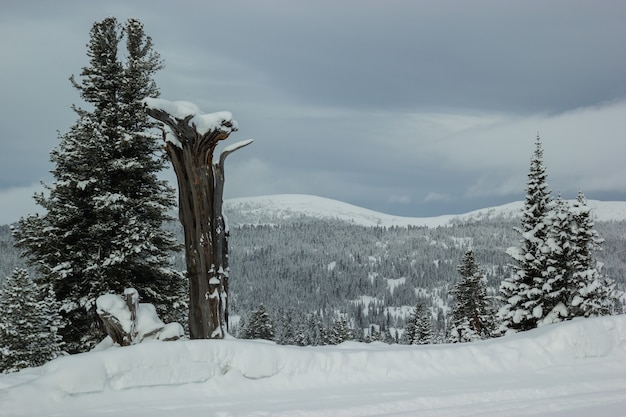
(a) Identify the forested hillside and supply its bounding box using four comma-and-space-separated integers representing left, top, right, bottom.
221, 215, 626, 337
3, 199, 624, 340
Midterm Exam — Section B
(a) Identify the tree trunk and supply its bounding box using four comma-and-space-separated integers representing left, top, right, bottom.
145, 105, 251, 339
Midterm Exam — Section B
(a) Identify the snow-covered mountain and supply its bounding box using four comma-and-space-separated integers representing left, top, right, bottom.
224, 194, 626, 227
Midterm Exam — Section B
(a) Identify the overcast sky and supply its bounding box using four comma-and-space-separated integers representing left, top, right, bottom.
1, 0, 625, 225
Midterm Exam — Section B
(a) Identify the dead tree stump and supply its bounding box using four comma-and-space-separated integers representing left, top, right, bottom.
144, 99, 252, 339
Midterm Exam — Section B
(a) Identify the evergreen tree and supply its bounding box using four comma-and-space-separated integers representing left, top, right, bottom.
306, 312, 328, 346
498, 135, 553, 334
12, 18, 182, 353
568, 193, 622, 317
382, 327, 397, 344
539, 195, 573, 325
413, 303, 433, 345
538, 192, 622, 324
449, 250, 496, 342
0, 269, 63, 373
240, 304, 274, 341
275, 308, 297, 345
402, 311, 417, 345
403, 302, 432, 345
328, 315, 353, 344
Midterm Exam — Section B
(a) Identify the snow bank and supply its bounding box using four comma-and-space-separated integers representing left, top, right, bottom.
1, 315, 625, 416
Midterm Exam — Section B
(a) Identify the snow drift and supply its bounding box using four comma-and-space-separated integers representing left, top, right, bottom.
1, 315, 625, 416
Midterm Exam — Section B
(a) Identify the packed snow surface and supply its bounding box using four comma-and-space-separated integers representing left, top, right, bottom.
224, 194, 626, 228
1, 315, 625, 416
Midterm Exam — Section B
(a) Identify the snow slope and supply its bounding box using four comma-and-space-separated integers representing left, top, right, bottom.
224, 194, 626, 227
1, 315, 625, 417
225, 194, 456, 227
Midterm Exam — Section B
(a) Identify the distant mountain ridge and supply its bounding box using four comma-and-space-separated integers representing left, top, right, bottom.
224, 194, 626, 228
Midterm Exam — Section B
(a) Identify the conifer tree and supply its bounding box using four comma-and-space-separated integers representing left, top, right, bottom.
413, 303, 433, 345
306, 312, 327, 346
328, 315, 353, 344
403, 302, 432, 345
12, 18, 182, 353
449, 250, 496, 342
567, 193, 622, 317
0, 269, 63, 373
498, 135, 553, 334
538, 192, 622, 324
539, 195, 573, 325
402, 311, 417, 345
275, 308, 297, 345
240, 304, 274, 341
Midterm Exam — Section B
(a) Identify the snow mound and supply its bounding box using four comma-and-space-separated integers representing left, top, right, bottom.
1, 315, 625, 416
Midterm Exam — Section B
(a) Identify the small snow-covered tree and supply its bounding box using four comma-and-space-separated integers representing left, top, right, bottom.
538, 192, 622, 325
403, 302, 432, 345
0, 269, 63, 373
402, 312, 416, 345
413, 304, 433, 345
498, 135, 553, 334
12, 18, 183, 353
328, 315, 353, 344
567, 193, 622, 317
240, 305, 274, 341
539, 195, 573, 325
449, 250, 497, 342
275, 308, 297, 345
305, 312, 328, 346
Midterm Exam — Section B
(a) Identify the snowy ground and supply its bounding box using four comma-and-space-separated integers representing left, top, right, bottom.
1, 315, 626, 417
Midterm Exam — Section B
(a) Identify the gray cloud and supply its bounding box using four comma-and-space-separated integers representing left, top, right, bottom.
1, 0, 625, 224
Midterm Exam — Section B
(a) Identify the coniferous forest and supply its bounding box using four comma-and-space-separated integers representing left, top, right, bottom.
3, 199, 624, 351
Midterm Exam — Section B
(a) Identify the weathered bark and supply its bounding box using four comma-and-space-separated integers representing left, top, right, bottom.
99, 312, 131, 346
99, 291, 138, 346
145, 106, 251, 339
97, 288, 183, 344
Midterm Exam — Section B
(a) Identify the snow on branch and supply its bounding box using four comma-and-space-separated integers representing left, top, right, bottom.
142, 97, 238, 144
217, 139, 254, 166
222, 139, 254, 154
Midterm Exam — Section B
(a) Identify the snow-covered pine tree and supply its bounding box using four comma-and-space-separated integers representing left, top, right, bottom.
328, 315, 353, 344
568, 192, 623, 317
413, 303, 433, 345
306, 312, 328, 346
498, 135, 553, 334
0, 269, 63, 373
449, 249, 496, 342
403, 302, 432, 345
402, 310, 417, 345
240, 304, 274, 341
539, 195, 573, 325
275, 308, 297, 345
12, 18, 182, 353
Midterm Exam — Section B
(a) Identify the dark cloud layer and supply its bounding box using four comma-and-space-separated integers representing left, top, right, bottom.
1, 0, 625, 224
156, 0, 626, 113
